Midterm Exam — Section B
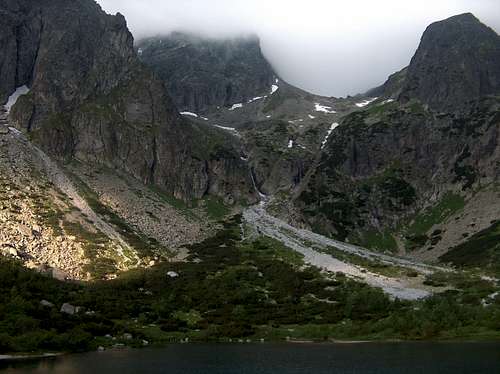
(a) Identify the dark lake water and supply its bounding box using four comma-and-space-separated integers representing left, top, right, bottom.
2, 342, 500, 374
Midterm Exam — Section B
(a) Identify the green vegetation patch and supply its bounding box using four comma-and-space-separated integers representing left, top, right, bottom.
356, 229, 398, 253
34, 203, 65, 237
0, 216, 499, 354
148, 185, 194, 213
365, 100, 399, 117
61, 220, 119, 279
150, 185, 231, 221
440, 220, 500, 275
203, 196, 231, 220
405, 99, 427, 115
407, 192, 465, 237
378, 175, 417, 207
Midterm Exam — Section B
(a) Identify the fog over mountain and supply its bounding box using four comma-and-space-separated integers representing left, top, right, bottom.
97, 1, 500, 96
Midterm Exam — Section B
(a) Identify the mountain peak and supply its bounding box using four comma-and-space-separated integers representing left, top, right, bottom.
399, 13, 500, 111
443, 12, 478, 22
425, 12, 495, 35
137, 32, 275, 113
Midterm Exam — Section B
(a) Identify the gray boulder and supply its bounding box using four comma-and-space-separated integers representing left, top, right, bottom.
40, 300, 54, 308
51, 268, 69, 281
60, 303, 76, 315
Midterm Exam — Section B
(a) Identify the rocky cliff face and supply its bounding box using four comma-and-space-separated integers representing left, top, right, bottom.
137, 32, 276, 113
135, 29, 347, 198
399, 13, 500, 112
292, 14, 500, 262
0, 0, 38, 104
0, 0, 256, 204
0, 0, 136, 114
296, 97, 499, 235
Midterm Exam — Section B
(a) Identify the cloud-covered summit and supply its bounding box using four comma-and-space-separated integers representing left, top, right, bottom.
97, 0, 500, 97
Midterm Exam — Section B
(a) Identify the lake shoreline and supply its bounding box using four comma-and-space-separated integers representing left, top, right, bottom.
0, 353, 62, 362
2, 336, 500, 362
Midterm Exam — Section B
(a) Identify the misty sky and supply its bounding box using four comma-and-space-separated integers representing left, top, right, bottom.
97, 0, 500, 97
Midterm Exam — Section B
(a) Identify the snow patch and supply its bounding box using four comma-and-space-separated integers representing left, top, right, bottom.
137, 48, 143, 56
321, 122, 340, 149
215, 125, 237, 132
167, 271, 179, 278
288, 140, 294, 149
314, 103, 336, 114
270, 85, 279, 95
266, 115, 271, 118
248, 96, 265, 103
481, 275, 498, 282
8, 127, 21, 136
482, 291, 499, 306
355, 97, 378, 108
180, 112, 199, 118
180, 112, 208, 121
228, 103, 243, 111
382, 99, 395, 104
308, 114, 316, 119
5, 86, 30, 113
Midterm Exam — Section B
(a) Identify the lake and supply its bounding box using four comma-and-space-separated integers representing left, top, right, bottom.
2, 342, 500, 373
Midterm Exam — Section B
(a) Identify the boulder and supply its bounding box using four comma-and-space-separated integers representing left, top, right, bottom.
40, 300, 54, 308
2, 246, 18, 257
51, 268, 69, 281
60, 303, 76, 315
17, 224, 32, 237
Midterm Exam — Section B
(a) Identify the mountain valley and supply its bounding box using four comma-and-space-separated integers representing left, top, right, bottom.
0, 1, 499, 355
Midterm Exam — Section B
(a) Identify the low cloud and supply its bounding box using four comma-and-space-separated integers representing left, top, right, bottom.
97, 0, 500, 97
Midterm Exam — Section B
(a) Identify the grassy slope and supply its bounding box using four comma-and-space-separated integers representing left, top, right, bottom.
350, 192, 465, 254
440, 220, 500, 275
